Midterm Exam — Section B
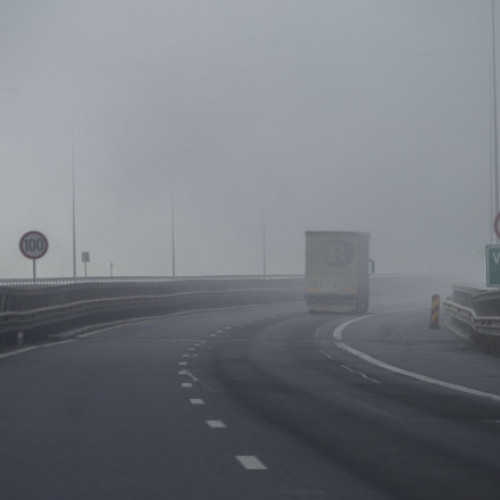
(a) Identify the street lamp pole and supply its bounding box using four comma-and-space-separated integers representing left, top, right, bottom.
262, 179, 267, 276
262, 194, 267, 276
171, 175, 176, 278
492, 0, 499, 240
72, 125, 77, 277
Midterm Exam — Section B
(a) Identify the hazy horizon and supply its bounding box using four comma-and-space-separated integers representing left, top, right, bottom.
0, 1, 495, 283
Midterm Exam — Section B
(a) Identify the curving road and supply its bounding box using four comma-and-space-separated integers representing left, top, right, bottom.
1, 276, 500, 499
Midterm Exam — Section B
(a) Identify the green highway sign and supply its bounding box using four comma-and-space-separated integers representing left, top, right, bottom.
486, 244, 500, 287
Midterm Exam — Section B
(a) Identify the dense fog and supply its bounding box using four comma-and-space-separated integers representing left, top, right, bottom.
0, 1, 494, 281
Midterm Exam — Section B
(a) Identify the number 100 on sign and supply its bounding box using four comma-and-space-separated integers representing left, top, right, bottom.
19, 231, 49, 260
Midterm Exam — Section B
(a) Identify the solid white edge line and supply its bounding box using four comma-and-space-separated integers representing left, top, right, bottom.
0, 337, 81, 360
0, 345, 39, 359
50, 303, 279, 342
333, 313, 500, 404
0, 304, 292, 362
42, 339, 77, 347
235, 455, 267, 470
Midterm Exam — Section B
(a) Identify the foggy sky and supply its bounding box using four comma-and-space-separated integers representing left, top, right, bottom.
0, 0, 495, 280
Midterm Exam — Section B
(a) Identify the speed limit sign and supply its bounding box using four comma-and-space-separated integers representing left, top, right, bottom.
19, 231, 49, 259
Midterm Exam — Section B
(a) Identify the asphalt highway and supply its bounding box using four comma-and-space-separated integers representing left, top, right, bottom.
2, 276, 500, 499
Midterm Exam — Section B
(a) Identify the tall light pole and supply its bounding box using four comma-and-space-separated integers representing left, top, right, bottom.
492, 0, 499, 241
262, 179, 267, 276
262, 201, 267, 276
71, 111, 117, 277
171, 175, 176, 278
72, 124, 77, 277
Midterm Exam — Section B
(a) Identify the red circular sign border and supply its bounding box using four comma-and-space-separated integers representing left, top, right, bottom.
19, 231, 49, 260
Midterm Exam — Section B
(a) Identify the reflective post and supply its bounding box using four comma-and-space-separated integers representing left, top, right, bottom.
429, 294, 441, 329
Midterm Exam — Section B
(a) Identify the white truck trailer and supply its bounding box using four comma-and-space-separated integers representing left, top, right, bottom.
305, 231, 370, 313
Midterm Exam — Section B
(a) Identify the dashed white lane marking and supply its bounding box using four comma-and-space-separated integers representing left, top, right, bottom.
235, 455, 268, 470
188, 347, 195, 351
209, 333, 217, 338
178, 369, 198, 382
206, 420, 226, 428
182, 354, 190, 358
189, 398, 205, 405
181, 383, 193, 388
333, 314, 500, 404
224, 326, 231, 330
178, 361, 187, 366
341, 364, 381, 384
217, 330, 224, 334
319, 350, 333, 360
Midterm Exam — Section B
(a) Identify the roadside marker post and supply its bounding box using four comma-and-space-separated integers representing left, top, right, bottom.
429, 294, 440, 329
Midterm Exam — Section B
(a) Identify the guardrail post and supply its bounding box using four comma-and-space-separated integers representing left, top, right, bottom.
429, 294, 440, 329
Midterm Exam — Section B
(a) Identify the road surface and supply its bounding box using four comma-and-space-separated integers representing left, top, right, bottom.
1, 275, 500, 499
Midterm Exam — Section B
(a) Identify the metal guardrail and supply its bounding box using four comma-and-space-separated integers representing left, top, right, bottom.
0, 275, 305, 345
0, 274, 302, 287
444, 285, 500, 339
0, 275, 305, 312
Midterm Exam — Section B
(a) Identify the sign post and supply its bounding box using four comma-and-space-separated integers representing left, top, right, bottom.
19, 231, 49, 281
486, 244, 500, 287
495, 212, 500, 241
82, 251, 90, 277
486, 214, 500, 287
